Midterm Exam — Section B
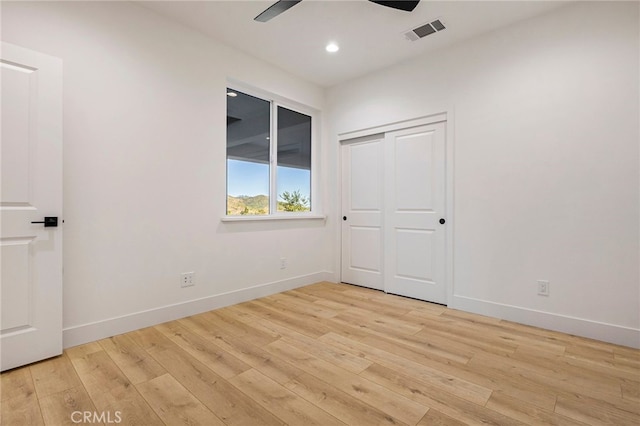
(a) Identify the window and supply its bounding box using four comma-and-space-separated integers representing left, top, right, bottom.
226, 87, 312, 216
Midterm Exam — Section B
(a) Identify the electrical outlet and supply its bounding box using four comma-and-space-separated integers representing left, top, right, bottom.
180, 272, 195, 288
280, 257, 287, 269
537, 280, 549, 296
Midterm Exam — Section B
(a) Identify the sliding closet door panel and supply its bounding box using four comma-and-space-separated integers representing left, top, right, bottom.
341, 139, 384, 290
384, 123, 447, 304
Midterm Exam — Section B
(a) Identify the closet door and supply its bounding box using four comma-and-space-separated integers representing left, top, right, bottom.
384, 123, 447, 304
340, 137, 384, 290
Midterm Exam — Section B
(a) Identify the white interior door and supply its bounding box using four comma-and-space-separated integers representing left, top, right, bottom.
341, 137, 384, 290
1, 43, 63, 371
384, 123, 447, 304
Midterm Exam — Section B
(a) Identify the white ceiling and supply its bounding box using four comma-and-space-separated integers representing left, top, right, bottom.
138, 0, 569, 87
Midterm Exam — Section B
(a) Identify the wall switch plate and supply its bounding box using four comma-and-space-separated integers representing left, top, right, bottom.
280, 258, 287, 269
181, 272, 195, 288
537, 280, 549, 296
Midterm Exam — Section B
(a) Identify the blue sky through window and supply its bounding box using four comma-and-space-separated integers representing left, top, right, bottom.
277, 165, 311, 201
227, 159, 310, 200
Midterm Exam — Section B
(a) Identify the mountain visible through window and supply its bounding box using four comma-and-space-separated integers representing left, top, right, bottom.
226, 88, 312, 215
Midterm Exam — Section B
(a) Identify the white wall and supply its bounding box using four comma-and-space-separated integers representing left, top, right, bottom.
327, 1, 639, 347
1, 1, 332, 347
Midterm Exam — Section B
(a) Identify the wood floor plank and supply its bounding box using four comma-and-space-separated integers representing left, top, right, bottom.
30, 355, 83, 399
98, 333, 166, 385
1, 366, 36, 402
265, 338, 429, 425
281, 333, 373, 374
555, 392, 640, 426
565, 342, 616, 363
621, 378, 640, 402
416, 409, 467, 426
216, 305, 284, 342
567, 347, 640, 377
295, 285, 411, 318
279, 287, 323, 303
229, 368, 345, 425
440, 308, 503, 325
1, 391, 44, 426
333, 308, 423, 336
38, 386, 100, 426
457, 357, 564, 411
510, 348, 622, 391
378, 327, 476, 365
306, 282, 351, 293
66, 349, 128, 396
233, 299, 333, 338
253, 296, 339, 331
319, 332, 493, 406
343, 285, 446, 315
238, 315, 373, 373
613, 345, 640, 365
357, 328, 473, 366
201, 308, 280, 347
468, 351, 623, 402
129, 326, 177, 352
288, 286, 348, 305
135, 326, 285, 426
438, 314, 568, 356
485, 390, 586, 426
496, 318, 580, 345
340, 285, 447, 316
360, 362, 526, 426
323, 329, 559, 411
64, 342, 102, 360
136, 373, 225, 426
412, 315, 518, 356
178, 315, 305, 385
155, 320, 251, 379
68, 348, 163, 425
310, 296, 355, 312
284, 372, 404, 426
266, 291, 339, 319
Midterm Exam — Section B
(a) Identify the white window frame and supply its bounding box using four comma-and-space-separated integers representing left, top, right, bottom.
223, 82, 323, 221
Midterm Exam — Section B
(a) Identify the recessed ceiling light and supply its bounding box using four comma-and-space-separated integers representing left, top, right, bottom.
227, 91, 238, 97
325, 42, 339, 53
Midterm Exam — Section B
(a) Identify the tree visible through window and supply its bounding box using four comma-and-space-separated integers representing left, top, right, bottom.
226, 88, 312, 215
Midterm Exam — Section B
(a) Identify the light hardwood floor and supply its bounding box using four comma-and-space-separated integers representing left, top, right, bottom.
2, 282, 639, 425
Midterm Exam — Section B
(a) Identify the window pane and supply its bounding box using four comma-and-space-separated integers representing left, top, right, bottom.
227, 89, 270, 215
277, 106, 311, 212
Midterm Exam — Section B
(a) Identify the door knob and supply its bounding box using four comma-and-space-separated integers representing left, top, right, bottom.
439, 218, 446, 224
31, 217, 58, 227
343, 216, 347, 221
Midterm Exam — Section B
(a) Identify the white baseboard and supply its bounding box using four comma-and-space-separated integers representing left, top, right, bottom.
63, 271, 333, 349
451, 295, 640, 349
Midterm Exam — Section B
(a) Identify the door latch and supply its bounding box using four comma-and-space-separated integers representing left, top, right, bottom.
31, 217, 58, 227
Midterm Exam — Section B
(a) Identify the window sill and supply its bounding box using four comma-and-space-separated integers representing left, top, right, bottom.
221, 214, 326, 223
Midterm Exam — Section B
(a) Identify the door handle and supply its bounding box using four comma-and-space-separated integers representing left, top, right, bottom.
343, 216, 347, 221
439, 218, 446, 224
31, 217, 58, 227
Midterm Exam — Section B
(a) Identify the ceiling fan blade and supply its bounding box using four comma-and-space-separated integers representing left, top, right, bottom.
368, 1, 420, 12
254, 0, 303, 22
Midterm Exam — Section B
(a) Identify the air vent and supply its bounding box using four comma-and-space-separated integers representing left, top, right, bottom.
403, 18, 446, 41
431, 19, 445, 31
